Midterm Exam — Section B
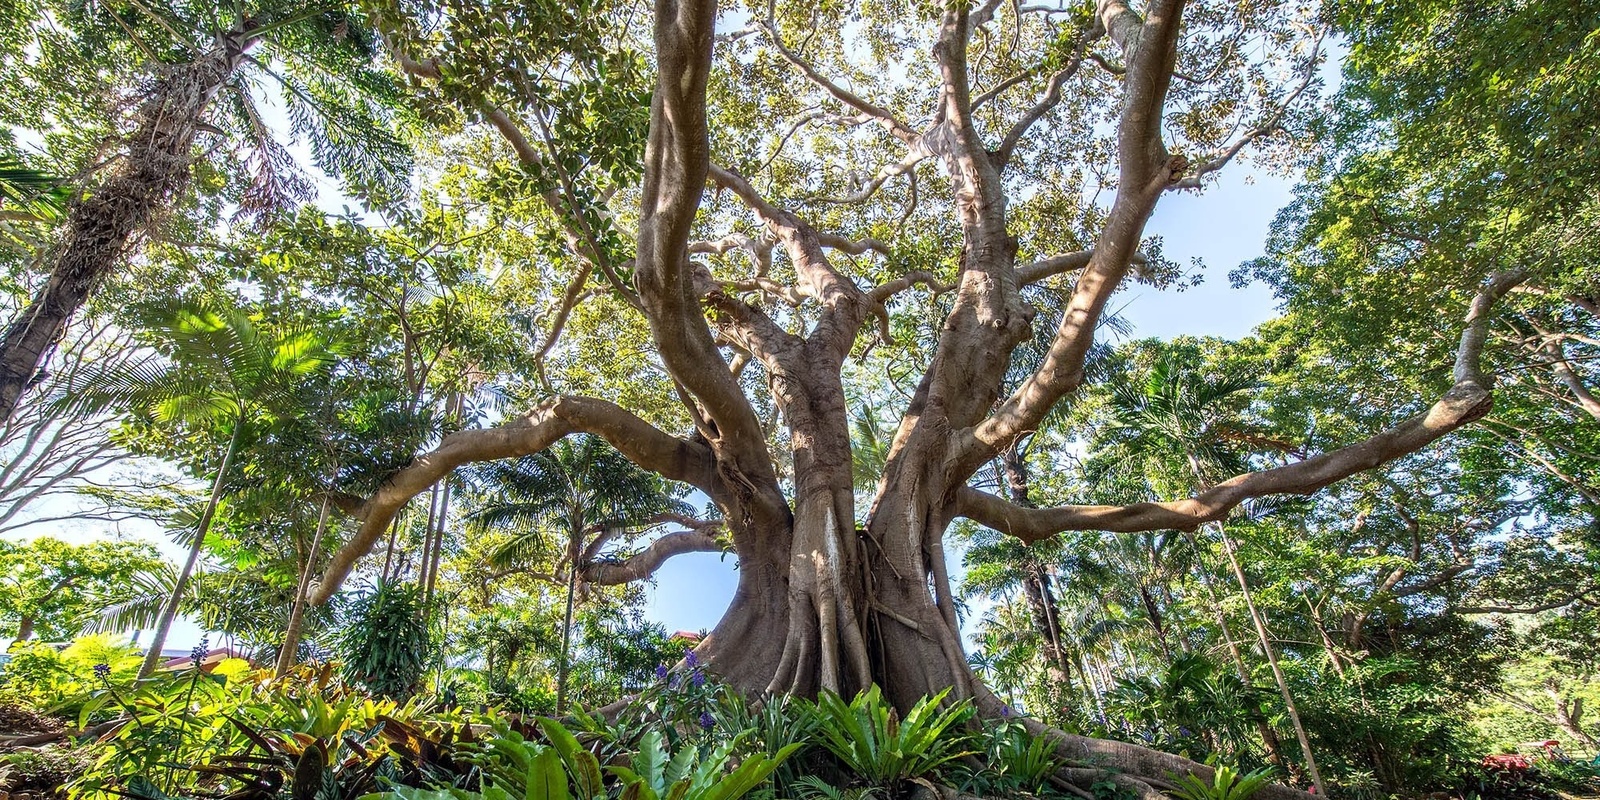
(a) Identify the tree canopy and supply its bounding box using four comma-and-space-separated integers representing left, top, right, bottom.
0, 0, 1596, 796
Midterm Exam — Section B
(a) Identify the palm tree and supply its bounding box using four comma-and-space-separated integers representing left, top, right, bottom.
73, 300, 334, 677
961, 528, 1078, 703
1089, 350, 1324, 793
465, 435, 691, 712
0, 0, 409, 422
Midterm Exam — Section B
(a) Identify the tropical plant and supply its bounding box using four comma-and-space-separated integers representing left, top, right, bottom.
1102, 654, 1272, 763
1167, 764, 1277, 800
791, 775, 881, 800
974, 717, 1063, 794
337, 581, 433, 701
1086, 347, 1321, 789
0, 538, 165, 642
608, 728, 801, 800
807, 686, 976, 788
63, 658, 434, 799
0, 634, 143, 718
70, 299, 336, 677
465, 435, 693, 712
0, 0, 411, 423
0, 155, 68, 222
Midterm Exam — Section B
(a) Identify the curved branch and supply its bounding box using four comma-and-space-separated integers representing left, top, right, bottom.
1170, 29, 1324, 191
954, 0, 1188, 476
869, 271, 956, 303
634, 0, 785, 522
814, 150, 928, 205
957, 271, 1529, 542
708, 165, 872, 358
1017, 250, 1095, 284
581, 528, 725, 585
759, 2, 918, 143
310, 396, 717, 604
994, 28, 1098, 167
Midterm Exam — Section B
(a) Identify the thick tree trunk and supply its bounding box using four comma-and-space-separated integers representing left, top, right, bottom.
139, 420, 242, 678
696, 498, 1314, 800
0, 33, 252, 423
15, 615, 34, 641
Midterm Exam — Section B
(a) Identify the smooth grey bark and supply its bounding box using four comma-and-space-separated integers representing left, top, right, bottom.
275, 492, 334, 677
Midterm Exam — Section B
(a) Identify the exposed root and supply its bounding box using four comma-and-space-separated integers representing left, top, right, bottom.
1059, 768, 1172, 800
971, 683, 1316, 800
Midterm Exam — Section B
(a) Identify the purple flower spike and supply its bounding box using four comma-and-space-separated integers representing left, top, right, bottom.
1000, 705, 1011, 718
698, 711, 716, 730
92, 663, 111, 680
691, 670, 706, 688
656, 664, 670, 681
189, 636, 209, 665
684, 651, 699, 668
669, 673, 680, 689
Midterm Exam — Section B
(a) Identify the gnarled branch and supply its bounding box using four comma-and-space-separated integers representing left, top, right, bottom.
310, 396, 717, 604
581, 528, 726, 585
955, 270, 1529, 542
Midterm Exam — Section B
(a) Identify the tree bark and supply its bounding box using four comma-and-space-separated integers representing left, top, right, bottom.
557, 526, 580, 714
139, 419, 242, 678
1003, 440, 1077, 708
0, 32, 253, 423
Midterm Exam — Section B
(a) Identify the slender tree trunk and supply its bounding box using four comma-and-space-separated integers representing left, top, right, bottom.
0, 33, 253, 422
381, 510, 402, 583
15, 616, 34, 641
1137, 585, 1174, 660
275, 492, 333, 677
424, 479, 450, 605
1546, 681, 1599, 750
1003, 441, 1077, 705
1184, 532, 1290, 770
1216, 524, 1324, 794
138, 420, 242, 678
556, 527, 580, 714
1304, 595, 1347, 678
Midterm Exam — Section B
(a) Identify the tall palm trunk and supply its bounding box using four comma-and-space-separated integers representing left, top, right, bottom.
0, 33, 254, 423
556, 527, 580, 714
1216, 523, 1324, 794
139, 420, 243, 678
276, 492, 333, 676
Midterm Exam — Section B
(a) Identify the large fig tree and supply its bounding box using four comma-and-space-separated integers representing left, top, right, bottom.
305, 0, 1528, 794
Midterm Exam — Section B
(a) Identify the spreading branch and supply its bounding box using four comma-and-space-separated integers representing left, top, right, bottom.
955, 270, 1528, 542
1170, 29, 1324, 191
581, 527, 725, 584
311, 396, 717, 603
760, 0, 919, 143
955, 0, 1188, 475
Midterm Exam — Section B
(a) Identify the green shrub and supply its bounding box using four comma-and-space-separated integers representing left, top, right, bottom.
338, 582, 433, 700
980, 717, 1062, 794
0, 635, 142, 719
806, 685, 975, 788
1166, 765, 1276, 800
